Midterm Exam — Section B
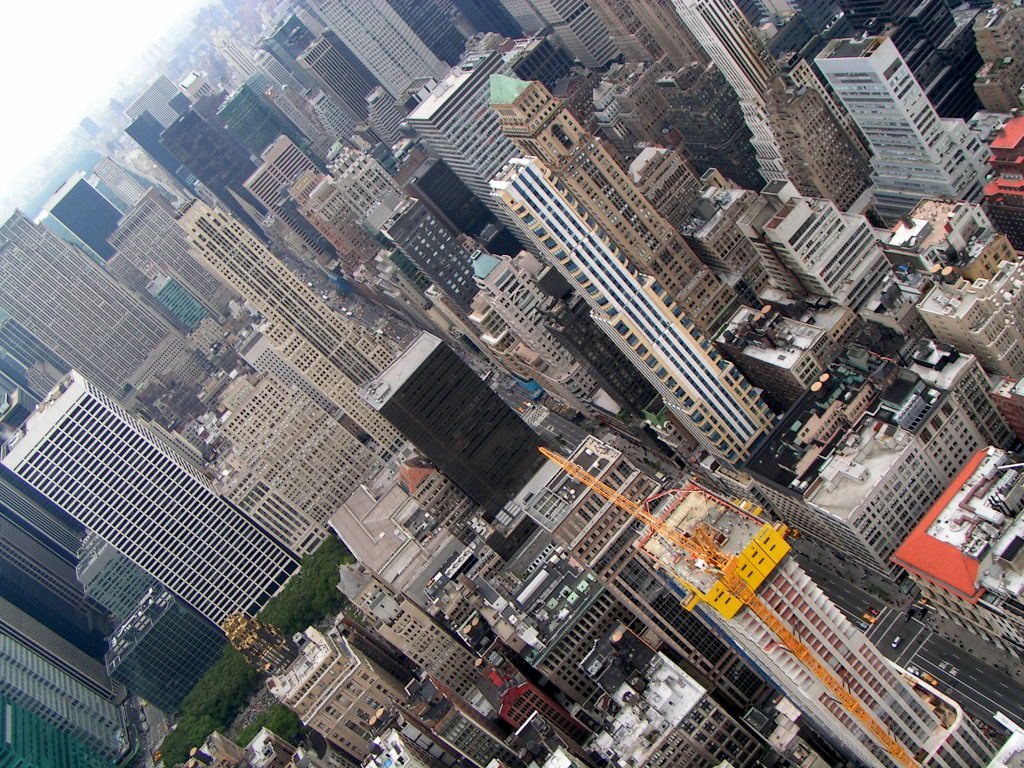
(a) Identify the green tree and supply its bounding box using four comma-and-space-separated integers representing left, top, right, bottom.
235, 704, 302, 747
258, 536, 353, 635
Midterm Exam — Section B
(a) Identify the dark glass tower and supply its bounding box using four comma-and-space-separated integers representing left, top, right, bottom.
362, 333, 545, 516
44, 178, 122, 261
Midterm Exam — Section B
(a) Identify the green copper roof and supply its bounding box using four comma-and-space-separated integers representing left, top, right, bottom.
489, 74, 530, 105
473, 252, 501, 279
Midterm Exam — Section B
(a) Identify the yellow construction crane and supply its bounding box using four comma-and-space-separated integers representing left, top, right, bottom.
539, 446, 919, 768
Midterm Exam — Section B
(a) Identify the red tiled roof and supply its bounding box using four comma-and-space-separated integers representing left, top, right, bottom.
985, 178, 1024, 197
991, 116, 1024, 150
891, 450, 987, 603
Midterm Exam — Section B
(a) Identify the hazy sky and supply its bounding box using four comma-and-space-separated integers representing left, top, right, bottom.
0, 1, 208, 204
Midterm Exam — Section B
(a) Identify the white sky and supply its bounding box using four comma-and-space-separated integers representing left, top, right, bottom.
0, 1, 208, 201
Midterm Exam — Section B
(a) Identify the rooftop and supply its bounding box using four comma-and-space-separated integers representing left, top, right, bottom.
893, 447, 1024, 602
360, 332, 440, 409
991, 116, 1024, 150
819, 35, 886, 60
717, 305, 847, 370
490, 73, 531, 106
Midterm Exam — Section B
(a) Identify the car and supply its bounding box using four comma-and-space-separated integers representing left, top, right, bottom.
862, 612, 878, 624
866, 606, 881, 616
891, 636, 903, 648
855, 619, 870, 630
906, 665, 920, 676
917, 597, 930, 606
922, 672, 939, 686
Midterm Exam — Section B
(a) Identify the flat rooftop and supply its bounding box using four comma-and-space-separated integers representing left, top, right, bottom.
894, 447, 1024, 602
819, 35, 886, 59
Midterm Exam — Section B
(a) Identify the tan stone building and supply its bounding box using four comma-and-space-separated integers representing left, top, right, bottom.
215, 373, 382, 554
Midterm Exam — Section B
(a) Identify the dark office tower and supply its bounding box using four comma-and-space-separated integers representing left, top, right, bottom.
40, 175, 122, 261
106, 589, 225, 712
159, 108, 267, 234
361, 332, 545, 516
507, 37, 573, 91
0, 212, 181, 396
0, 694, 110, 768
0, 597, 127, 762
0, 476, 109, 658
300, 32, 380, 123
380, 199, 479, 311
261, 14, 321, 91
386, 0, 466, 65
219, 83, 310, 156
658, 63, 764, 190
451, 0, 523, 36
400, 156, 522, 254
0, 310, 70, 399
125, 111, 200, 192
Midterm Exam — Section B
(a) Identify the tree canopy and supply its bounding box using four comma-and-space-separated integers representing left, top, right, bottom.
258, 535, 354, 635
157, 537, 354, 765
158, 645, 260, 764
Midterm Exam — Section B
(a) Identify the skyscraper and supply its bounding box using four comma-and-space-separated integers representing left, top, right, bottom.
299, 31, 381, 129
178, 201, 404, 460
816, 36, 987, 224
493, 158, 774, 462
361, 332, 545, 516
623, 478, 996, 768
124, 75, 186, 129
39, 175, 123, 261
491, 76, 737, 334
2, 371, 299, 624
407, 52, 519, 226
306, 0, 449, 98
0, 212, 184, 396
669, 0, 788, 182
159, 107, 268, 234
108, 189, 236, 319
0, 597, 127, 761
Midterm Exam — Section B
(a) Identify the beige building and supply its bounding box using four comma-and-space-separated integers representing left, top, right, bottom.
214, 373, 383, 555
179, 201, 404, 460
746, 342, 1012, 573
491, 76, 736, 335
627, 146, 702, 233
268, 624, 409, 759
764, 69, 872, 212
340, 567, 481, 696
885, 199, 1016, 280
973, 4, 1024, 113
917, 257, 1024, 376
715, 304, 858, 408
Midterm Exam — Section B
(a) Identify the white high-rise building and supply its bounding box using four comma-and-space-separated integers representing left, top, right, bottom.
669, 0, 787, 182
637, 485, 997, 768
408, 51, 518, 225
124, 75, 182, 129
306, 0, 448, 98
492, 157, 774, 462
1, 372, 299, 624
815, 37, 987, 224
745, 181, 887, 308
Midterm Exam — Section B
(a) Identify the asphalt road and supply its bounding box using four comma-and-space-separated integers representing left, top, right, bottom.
797, 555, 1024, 729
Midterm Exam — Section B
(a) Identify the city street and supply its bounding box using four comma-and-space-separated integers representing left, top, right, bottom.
796, 554, 1024, 729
